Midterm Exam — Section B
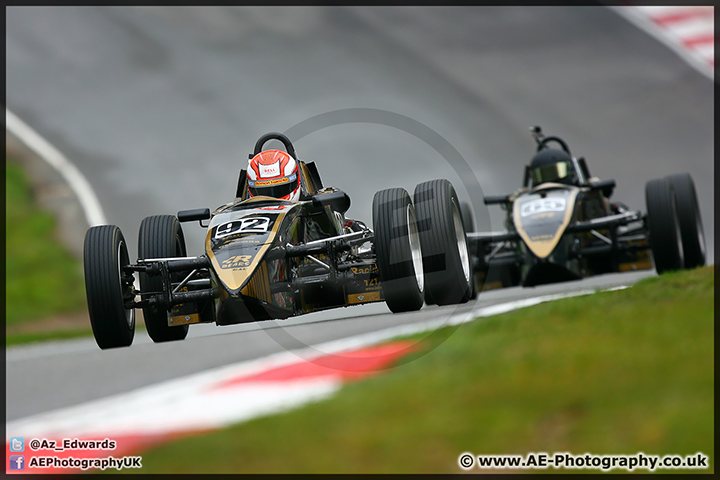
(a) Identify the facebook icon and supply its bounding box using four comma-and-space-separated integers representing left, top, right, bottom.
9, 455, 25, 470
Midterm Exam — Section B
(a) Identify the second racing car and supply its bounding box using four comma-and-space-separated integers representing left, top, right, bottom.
465, 126, 706, 290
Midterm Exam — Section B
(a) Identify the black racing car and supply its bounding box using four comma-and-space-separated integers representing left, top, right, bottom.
465, 126, 705, 290
83, 133, 473, 349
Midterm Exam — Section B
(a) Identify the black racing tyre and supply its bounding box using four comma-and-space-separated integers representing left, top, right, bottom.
373, 187, 425, 313
645, 177, 684, 274
667, 173, 705, 269
84, 225, 135, 349
414, 179, 472, 305
138, 215, 190, 342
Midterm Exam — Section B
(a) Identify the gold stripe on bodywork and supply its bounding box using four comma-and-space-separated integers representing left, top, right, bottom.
241, 261, 272, 302
206, 207, 288, 292
513, 186, 579, 259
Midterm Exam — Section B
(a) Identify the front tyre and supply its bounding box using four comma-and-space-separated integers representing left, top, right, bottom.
414, 179, 472, 305
645, 177, 684, 274
667, 173, 705, 269
138, 215, 190, 343
84, 225, 135, 349
373, 188, 425, 313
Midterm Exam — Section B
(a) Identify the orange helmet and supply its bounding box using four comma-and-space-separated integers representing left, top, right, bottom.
246, 150, 301, 201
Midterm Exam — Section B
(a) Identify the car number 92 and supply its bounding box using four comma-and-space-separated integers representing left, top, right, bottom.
214, 217, 271, 239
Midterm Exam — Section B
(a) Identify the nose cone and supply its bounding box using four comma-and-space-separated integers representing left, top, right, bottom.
513, 186, 579, 259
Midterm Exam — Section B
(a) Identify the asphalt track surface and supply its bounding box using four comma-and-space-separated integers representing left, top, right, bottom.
6, 7, 713, 422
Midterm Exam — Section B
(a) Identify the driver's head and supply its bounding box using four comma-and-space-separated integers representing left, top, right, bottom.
247, 150, 301, 201
529, 148, 577, 187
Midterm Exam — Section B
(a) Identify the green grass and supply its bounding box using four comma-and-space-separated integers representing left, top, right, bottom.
6, 158, 88, 338
130, 266, 713, 474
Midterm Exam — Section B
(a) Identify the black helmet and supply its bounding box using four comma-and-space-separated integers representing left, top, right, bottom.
528, 148, 577, 187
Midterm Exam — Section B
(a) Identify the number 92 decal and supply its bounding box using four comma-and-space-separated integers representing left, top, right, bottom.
214, 217, 271, 239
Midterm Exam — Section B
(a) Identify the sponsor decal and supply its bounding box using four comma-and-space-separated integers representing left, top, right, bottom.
254, 177, 290, 187
350, 265, 379, 274
521, 197, 566, 217
221, 255, 254, 269
530, 233, 555, 242
259, 162, 280, 177
252, 173, 297, 188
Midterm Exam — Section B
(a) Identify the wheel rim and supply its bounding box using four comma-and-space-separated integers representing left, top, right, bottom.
406, 204, 424, 293
117, 240, 135, 328
452, 198, 471, 283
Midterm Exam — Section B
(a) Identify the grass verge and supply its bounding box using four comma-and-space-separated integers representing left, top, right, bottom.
6, 157, 89, 344
129, 266, 714, 474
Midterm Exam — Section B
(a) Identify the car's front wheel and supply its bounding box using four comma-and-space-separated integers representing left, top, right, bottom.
138, 215, 190, 343
645, 177, 684, 274
373, 187, 425, 313
84, 225, 135, 349
413, 179, 472, 305
667, 173, 705, 269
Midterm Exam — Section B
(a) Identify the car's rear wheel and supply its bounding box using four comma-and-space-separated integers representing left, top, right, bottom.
413, 179, 472, 305
84, 225, 135, 349
645, 177, 684, 274
373, 187, 424, 313
138, 215, 190, 342
667, 173, 705, 269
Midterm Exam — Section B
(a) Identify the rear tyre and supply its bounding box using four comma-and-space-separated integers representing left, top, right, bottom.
373, 188, 425, 313
667, 173, 705, 269
84, 225, 135, 349
138, 215, 190, 342
645, 177, 684, 274
413, 179, 472, 305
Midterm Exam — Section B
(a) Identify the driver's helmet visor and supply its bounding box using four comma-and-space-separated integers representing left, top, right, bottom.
248, 172, 299, 198
531, 161, 572, 185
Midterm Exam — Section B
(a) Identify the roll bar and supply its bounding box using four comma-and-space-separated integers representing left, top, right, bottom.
250, 132, 298, 159
530, 125, 571, 155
